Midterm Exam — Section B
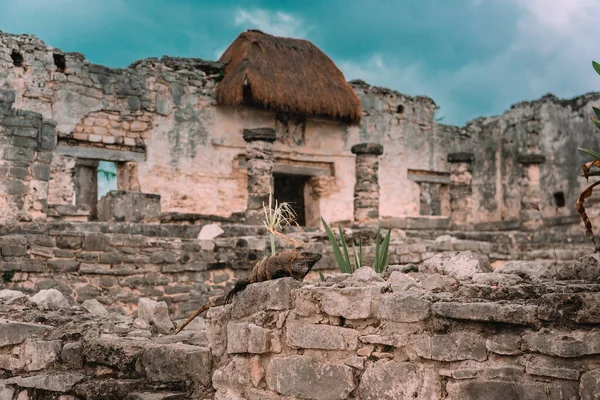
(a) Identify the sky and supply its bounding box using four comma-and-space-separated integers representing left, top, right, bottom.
1, 0, 600, 126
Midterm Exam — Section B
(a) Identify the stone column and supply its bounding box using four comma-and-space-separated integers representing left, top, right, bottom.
448, 152, 475, 228
517, 153, 546, 230
243, 127, 276, 224
75, 159, 99, 219
351, 143, 384, 223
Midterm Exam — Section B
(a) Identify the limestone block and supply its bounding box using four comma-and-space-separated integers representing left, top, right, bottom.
30, 289, 70, 310
581, 369, 600, 400
495, 260, 552, 280
359, 361, 440, 400
294, 286, 378, 319
83, 336, 149, 371
97, 190, 161, 223
126, 393, 188, 400
432, 302, 538, 325
286, 321, 358, 350
420, 251, 491, 280
81, 299, 109, 315
198, 223, 224, 240
555, 254, 600, 281
446, 380, 578, 400
471, 273, 523, 286
265, 356, 355, 399
524, 330, 600, 357
61, 342, 84, 368
140, 344, 212, 386
410, 332, 487, 362
138, 298, 174, 334
486, 333, 523, 355
0, 289, 28, 303
226, 322, 281, 354
6, 373, 87, 393
23, 340, 61, 371
231, 278, 302, 319
212, 356, 251, 392
378, 292, 431, 322
388, 271, 419, 291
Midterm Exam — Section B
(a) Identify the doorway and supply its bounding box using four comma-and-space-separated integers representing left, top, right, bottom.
273, 173, 308, 227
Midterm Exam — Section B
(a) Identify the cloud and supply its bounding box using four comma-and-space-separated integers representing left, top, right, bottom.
338, 0, 600, 126
233, 9, 308, 39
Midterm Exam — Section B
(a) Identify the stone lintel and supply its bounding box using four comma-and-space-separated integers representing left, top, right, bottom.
351, 143, 384, 156
517, 153, 546, 165
448, 152, 475, 163
242, 127, 276, 143
56, 146, 145, 162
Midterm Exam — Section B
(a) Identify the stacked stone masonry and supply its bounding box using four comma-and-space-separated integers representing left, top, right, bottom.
0, 252, 600, 399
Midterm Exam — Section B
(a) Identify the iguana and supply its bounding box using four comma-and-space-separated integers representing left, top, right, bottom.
175, 250, 322, 334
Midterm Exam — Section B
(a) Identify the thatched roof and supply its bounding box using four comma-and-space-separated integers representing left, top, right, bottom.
216, 30, 362, 124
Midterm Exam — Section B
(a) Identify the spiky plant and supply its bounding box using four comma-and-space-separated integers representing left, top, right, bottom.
260, 193, 303, 255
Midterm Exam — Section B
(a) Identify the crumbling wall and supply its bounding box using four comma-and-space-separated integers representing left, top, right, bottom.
0, 221, 594, 321
441, 93, 600, 227
2, 252, 599, 399
209, 253, 600, 399
0, 87, 56, 225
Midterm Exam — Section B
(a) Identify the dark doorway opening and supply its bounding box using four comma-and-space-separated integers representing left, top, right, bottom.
274, 173, 308, 226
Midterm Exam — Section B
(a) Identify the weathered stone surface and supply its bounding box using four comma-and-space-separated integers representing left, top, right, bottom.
97, 191, 161, 223
126, 393, 188, 400
524, 330, 600, 357
486, 333, 523, 355
555, 254, 600, 281
495, 260, 551, 280
23, 340, 61, 371
432, 302, 537, 325
359, 361, 440, 399
226, 322, 280, 354
81, 299, 109, 315
446, 380, 578, 400
346, 266, 383, 283
140, 343, 211, 386
471, 273, 523, 286
138, 298, 174, 334
83, 336, 149, 371
526, 366, 580, 380
411, 332, 487, 361
30, 289, 70, 310
420, 251, 491, 280
378, 293, 431, 322
580, 369, 600, 400
7, 373, 87, 392
231, 278, 302, 319
286, 321, 358, 350
265, 356, 355, 400
61, 342, 84, 368
0, 320, 52, 347
212, 357, 252, 393
0, 289, 28, 303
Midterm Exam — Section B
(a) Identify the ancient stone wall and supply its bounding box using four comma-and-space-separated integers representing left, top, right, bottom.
0, 220, 594, 321
1, 252, 600, 399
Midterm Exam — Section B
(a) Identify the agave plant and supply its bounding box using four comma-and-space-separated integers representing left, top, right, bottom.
576, 61, 600, 245
321, 217, 391, 274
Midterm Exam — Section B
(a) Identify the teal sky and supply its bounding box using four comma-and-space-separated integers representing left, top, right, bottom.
1, 0, 599, 126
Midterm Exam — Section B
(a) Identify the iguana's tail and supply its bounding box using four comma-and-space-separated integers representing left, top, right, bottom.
225, 278, 250, 304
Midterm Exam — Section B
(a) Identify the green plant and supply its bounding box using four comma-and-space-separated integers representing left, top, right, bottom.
576, 61, 600, 245
321, 217, 391, 273
261, 193, 303, 255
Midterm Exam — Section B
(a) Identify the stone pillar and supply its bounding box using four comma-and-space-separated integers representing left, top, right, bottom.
448, 152, 475, 228
351, 143, 384, 223
243, 128, 276, 224
517, 153, 546, 230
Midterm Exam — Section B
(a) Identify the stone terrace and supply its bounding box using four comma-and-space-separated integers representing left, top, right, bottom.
0, 251, 599, 399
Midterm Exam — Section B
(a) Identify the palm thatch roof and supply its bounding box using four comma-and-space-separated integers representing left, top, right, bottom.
216, 30, 362, 124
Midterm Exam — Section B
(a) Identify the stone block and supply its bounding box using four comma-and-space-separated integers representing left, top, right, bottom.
32, 164, 50, 181
83, 233, 110, 251
226, 322, 280, 354
83, 336, 149, 371
140, 344, 211, 386
47, 259, 79, 272
265, 356, 355, 399
61, 342, 84, 368
432, 302, 537, 325
420, 251, 491, 280
294, 286, 378, 319
524, 330, 600, 357
446, 380, 578, 400
495, 260, 551, 280
486, 333, 523, 355
0, 320, 52, 348
359, 361, 440, 400
378, 293, 431, 322
138, 298, 174, 334
22, 340, 61, 371
6, 373, 87, 393
411, 332, 487, 362
231, 278, 302, 319
555, 254, 600, 281
581, 369, 600, 400
1, 246, 27, 257
286, 321, 358, 350
81, 299, 108, 315
30, 289, 70, 310
97, 190, 161, 223
525, 366, 580, 380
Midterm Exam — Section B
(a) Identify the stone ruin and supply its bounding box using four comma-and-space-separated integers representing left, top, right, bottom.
0, 28, 600, 399
0, 252, 599, 399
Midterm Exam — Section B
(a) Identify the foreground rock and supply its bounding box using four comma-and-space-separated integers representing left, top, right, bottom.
420, 251, 492, 280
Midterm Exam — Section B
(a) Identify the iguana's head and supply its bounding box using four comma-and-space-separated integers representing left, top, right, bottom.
291, 251, 322, 279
